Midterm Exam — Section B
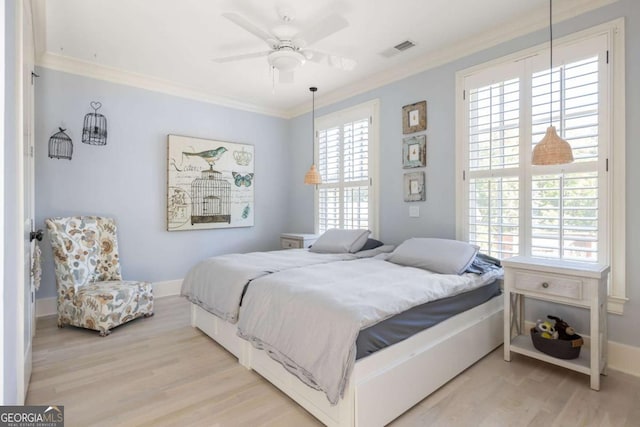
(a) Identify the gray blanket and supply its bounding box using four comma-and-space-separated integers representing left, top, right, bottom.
237, 258, 502, 404
181, 248, 392, 323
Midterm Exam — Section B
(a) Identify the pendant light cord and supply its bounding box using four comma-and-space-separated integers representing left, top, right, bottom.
310, 87, 317, 165
549, 0, 553, 127
312, 89, 315, 164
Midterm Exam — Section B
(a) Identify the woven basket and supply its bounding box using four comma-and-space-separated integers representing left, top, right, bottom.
530, 327, 584, 359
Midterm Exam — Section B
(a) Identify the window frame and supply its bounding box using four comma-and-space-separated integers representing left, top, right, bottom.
314, 99, 380, 237
455, 19, 626, 313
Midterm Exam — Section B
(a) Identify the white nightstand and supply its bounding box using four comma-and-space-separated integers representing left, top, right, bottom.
502, 256, 610, 390
280, 233, 319, 249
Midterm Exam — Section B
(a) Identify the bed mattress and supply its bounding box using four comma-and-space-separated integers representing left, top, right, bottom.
237, 258, 503, 404
355, 280, 501, 359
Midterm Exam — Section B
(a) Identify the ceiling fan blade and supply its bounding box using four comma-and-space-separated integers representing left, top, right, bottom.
304, 49, 327, 63
303, 49, 357, 71
294, 14, 348, 47
213, 51, 270, 63
328, 55, 357, 71
222, 13, 277, 47
278, 70, 294, 84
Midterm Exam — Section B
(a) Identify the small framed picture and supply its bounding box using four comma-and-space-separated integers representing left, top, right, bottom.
402, 101, 427, 134
409, 109, 420, 127
404, 171, 426, 202
410, 179, 420, 194
402, 135, 426, 168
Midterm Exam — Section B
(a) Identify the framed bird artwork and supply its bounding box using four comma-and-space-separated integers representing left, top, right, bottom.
167, 134, 254, 231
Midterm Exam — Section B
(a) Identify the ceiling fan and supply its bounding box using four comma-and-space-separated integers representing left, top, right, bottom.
215, 8, 356, 83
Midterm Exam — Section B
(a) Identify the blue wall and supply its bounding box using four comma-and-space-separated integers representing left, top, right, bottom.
35, 69, 291, 299
288, 0, 640, 347
288, 68, 458, 244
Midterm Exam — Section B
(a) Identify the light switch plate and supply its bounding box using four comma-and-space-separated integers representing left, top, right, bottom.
409, 206, 420, 217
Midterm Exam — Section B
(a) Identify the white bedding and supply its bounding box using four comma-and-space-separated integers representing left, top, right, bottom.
236, 258, 503, 404
181, 247, 393, 323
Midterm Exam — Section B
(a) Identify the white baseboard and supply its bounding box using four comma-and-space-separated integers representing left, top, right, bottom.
152, 279, 183, 298
35, 297, 56, 318
522, 320, 640, 378
604, 341, 640, 378
36, 279, 183, 317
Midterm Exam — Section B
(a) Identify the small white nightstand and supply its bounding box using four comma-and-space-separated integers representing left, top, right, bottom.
502, 256, 610, 390
280, 233, 318, 249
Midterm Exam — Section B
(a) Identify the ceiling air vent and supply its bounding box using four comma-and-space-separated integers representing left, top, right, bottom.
394, 40, 415, 51
380, 39, 416, 58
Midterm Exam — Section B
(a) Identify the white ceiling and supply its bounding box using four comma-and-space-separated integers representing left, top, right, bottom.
36, 0, 611, 117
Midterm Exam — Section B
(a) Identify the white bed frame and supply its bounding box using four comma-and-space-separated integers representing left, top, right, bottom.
190, 295, 503, 427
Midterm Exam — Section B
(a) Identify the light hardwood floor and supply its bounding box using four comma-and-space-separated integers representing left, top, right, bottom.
27, 296, 640, 426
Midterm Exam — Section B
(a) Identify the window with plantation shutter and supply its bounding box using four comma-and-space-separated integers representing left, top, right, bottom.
456, 22, 626, 311
467, 77, 521, 259
315, 101, 379, 236
530, 57, 601, 262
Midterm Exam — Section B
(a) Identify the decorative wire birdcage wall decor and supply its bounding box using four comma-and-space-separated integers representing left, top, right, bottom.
82, 101, 108, 145
48, 127, 73, 160
190, 168, 231, 225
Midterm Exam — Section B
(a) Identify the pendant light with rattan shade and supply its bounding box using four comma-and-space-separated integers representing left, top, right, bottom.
531, 0, 574, 166
304, 87, 322, 185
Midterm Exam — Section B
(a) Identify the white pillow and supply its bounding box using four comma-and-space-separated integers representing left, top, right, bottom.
309, 229, 370, 254
387, 238, 479, 275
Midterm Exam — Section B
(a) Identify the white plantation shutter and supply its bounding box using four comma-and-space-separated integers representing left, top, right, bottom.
318, 126, 341, 232
531, 58, 600, 162
467, 78, 521, 259
316, 102, 378, 235
531, 172, 599, 261
468, 176, 520, 259
468, 78, 520, 172
529, 54, 601, 262
459, 32, 610, 265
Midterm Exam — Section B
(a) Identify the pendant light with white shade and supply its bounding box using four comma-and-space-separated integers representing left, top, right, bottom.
531, 0, 574, 165
304, 87, 322, 184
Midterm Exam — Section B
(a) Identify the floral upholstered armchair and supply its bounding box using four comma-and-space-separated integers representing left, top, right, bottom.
45, 216, 154, 336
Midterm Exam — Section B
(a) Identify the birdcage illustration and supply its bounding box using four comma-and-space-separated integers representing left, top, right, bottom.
190, 168, 231, 224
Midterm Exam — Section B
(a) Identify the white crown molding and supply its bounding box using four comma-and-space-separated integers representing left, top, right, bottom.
286, 0, 619, 117
36, 52, 289, 119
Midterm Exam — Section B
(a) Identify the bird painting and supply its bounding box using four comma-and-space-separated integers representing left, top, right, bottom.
182, 147, 228, 168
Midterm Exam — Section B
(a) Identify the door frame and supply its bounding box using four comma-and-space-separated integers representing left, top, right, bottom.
14, 0, 26, 403
15, 0, 36, 403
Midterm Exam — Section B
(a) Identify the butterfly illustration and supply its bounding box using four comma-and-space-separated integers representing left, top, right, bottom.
232, 172, 254, 187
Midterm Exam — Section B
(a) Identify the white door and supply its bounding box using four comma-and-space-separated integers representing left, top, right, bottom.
19, 0, 36, 400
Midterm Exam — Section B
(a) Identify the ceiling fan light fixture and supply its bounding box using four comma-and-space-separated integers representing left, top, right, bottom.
220, 9, 352, 84
268, 50, 305, 71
